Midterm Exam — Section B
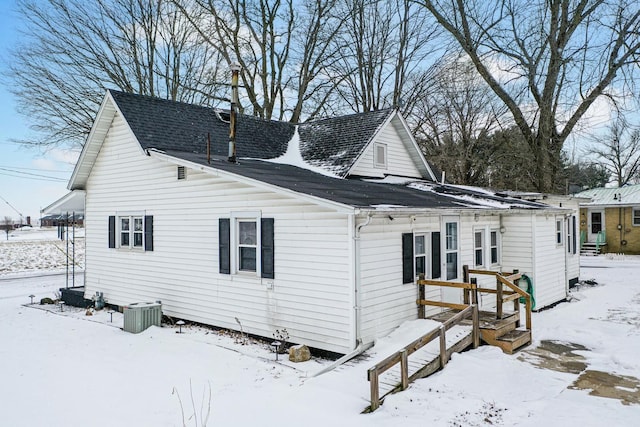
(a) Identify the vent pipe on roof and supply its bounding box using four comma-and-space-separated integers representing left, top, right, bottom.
228, 63, 241, 163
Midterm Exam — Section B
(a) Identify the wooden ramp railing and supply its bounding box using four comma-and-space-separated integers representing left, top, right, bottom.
464, 267, 532, 331
418, 265, 533, 354
366, 304, 479, 412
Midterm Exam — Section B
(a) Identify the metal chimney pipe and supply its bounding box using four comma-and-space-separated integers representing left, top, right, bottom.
228, 63, 241, 163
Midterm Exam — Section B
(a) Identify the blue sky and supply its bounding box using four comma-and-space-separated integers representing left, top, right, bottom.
0, 0, 75, 223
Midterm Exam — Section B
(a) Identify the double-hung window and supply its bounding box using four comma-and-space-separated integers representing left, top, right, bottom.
556, 218, 563, 245
120, 216, 144, 248
634, 209, 640, 226
414, 234, 426, 278
474, 230, 485, 267
108, 214, 153, 251
237, 220, 257, 272
445, 220, 459, 280
490, 230, 499, 265
219, 213, 275, 279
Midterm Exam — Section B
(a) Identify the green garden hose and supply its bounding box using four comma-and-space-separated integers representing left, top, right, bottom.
519, 274, 536, 310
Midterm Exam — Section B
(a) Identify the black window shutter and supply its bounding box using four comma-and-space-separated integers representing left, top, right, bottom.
572, 216, 577, 255
144, 215, 154, 251
219, 218, 230, 274
402, 233, 414, 284
108, 216, 116, 248
261, 218, 275, 279
432, 232, 441, 279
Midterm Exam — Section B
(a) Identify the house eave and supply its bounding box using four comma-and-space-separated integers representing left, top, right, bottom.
68, 92, 119, 190
146, 149, 356, 214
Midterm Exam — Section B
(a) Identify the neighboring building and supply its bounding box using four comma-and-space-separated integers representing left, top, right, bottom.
503, 192, 582, 288
41, 191, 86, 227
64, 90, 576, 354
574, 185, 640, 255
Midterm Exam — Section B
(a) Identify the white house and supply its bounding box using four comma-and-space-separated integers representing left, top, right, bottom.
66, 90, 575, 354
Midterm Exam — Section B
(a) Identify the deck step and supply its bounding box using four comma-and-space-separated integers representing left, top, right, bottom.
491, 329, 531, 354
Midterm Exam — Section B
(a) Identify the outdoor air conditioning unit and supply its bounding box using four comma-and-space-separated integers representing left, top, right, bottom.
123, 302, 162, 333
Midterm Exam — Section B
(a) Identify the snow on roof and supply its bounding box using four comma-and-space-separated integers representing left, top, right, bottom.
262, 126, 341, 178
406, 181, 547, 210
574, 184, 640, 206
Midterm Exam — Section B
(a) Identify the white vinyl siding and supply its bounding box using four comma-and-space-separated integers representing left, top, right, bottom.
501, 214, 568, 309
83, 113, 353, 354
349, 118, 423, 178
358, 215, 441, 342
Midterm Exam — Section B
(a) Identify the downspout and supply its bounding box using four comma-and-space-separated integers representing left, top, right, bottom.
311, 213, 373, 377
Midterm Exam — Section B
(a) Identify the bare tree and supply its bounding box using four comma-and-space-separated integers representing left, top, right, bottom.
2, 217, 12, 241
331, 0, 441, 113
419, 0, 640, 192
175, 0, 347, 122
412, 53, 510, 186
9, 0, 226, 148
586, 116, 640, 187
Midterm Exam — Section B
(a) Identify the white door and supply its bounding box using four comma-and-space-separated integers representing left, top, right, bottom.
588, 210, 604, 242
441, 216, 461, 304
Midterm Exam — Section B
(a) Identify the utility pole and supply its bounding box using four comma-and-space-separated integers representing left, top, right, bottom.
0, 195, 23, 226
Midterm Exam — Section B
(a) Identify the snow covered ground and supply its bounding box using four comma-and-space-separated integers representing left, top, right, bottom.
0, 227, 84, 275
1, 233, 639, 426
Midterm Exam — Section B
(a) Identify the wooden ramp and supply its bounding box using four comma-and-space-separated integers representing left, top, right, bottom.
366, 305, 479, 412
370, 325, 472, 405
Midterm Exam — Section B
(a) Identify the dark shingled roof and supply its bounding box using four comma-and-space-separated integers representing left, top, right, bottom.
162, 151, 547, 210
110, 91, 549, 211
109, 90, 294, 159
298, 109, 393, 177
110, 90, 394, 177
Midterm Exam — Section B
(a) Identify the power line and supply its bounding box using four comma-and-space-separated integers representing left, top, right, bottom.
0, 167, 68, 182
0, 165, 72, 174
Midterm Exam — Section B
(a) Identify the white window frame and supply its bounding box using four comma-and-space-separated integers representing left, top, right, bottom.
473, 229, 485, 268
566, 216, 573, 253
373, 143, 387, 169
490, 229, 500, 265
116, 212, 145, 250
414, 233, 427, 279
633, 209, 640, 226
444, 218, 459, 280
556, 218, 563, 246
231, 211, 262, 276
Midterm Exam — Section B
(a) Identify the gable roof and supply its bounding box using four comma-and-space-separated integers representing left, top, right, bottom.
109, 90, 295, 159
70, 90, 561, 213
575, 184, 640, 207
298, 109, 393, 177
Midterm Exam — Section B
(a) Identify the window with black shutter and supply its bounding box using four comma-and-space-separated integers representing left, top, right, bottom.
108, 216, 115, 248
402, 233, 414, 284
219, 218, 231, 274
261, 218, 274, 279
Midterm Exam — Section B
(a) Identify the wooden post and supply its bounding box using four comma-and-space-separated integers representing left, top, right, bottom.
472, 304, 480, 348
512, 269, 520, 313
368, 367, 379, 411
439, 325, 447, 368
400, 349, 409, 390
470, 278, 478, 305
463, 265, 470, 304
525, 297, 532, 331
496, 275, 503, 319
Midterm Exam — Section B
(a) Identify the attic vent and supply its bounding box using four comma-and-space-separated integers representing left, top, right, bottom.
374, 143, 387, 168
177, 166, 186, 180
